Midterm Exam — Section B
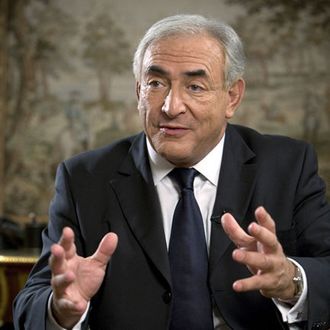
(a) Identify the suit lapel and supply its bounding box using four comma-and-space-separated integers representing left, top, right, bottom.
209, 125, 257, 274
109, 134, 171, 286
107, 127, 257, 284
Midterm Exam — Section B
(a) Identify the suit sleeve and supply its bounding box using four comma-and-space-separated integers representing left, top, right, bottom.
291, 143, 330, 329
13, 162, 89, 330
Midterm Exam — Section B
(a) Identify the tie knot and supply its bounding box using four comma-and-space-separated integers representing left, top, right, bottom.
169, 168, 198, 191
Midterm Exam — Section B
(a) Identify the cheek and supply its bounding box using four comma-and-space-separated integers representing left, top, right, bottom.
193, 99, 223, 124
138, 91, 152, 115
195, 102, 227, 136
137, 99, 158, 134
139, 92, 164, 119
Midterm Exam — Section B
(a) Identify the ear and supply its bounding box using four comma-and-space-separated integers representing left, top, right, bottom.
225, 78, 245, 119
136, 82, 141, 101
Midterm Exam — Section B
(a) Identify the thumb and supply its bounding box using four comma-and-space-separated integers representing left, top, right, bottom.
92, 232, 118, 266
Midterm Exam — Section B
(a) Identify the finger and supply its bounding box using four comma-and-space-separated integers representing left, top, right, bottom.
254, 206, 276, 234
91, 232, 118, 266
221, 213, 255, 248
49, 243, 66, 275
233, 273, 271, 293
58, 227, 76, 258
51, 271, 75, 297
233, 273, 288, 298
49, 228, 77, 276
247, 222, 280, 254
232, 269, 281, 293
232, 248, 272, 271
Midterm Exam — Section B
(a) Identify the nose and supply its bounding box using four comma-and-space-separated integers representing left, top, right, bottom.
161, 87, 186, 117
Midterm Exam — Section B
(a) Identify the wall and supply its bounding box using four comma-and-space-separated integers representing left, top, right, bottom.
0, 0, 329, 220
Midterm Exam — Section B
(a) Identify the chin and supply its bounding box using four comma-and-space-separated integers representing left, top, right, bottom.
163, 152, 195, 167
153, 140, 194, 165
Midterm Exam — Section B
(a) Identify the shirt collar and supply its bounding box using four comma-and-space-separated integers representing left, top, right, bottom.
146, 135, 225, 187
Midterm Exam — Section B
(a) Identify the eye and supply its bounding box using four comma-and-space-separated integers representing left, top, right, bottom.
147, 80, 163, 88
188, 84, 204, 92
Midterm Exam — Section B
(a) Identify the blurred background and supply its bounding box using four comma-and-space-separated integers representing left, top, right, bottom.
0, 0, 329, 225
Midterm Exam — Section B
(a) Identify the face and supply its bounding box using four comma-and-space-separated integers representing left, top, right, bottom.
137, 34, 244, 167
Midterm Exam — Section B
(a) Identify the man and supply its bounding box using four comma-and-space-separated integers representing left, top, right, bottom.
13, 14, 330, 330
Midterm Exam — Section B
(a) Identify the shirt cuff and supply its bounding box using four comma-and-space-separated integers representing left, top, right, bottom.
272, 258, 308, 324
46, 292, 90, 330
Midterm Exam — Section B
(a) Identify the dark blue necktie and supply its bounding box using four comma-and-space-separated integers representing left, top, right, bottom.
168, 168, 213, 330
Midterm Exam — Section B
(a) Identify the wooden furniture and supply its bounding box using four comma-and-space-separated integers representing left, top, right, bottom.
0, 250, 38, 326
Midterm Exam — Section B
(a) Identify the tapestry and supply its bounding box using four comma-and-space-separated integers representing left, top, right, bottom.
0, 0, 329, 220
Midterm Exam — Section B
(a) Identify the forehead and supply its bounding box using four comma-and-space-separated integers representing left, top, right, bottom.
142, 34, 225, 77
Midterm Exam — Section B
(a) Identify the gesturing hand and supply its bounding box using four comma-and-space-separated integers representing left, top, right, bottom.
221, 206, 296, 300
49, 227, 118, 329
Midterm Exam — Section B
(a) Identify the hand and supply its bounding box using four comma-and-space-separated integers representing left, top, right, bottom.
49, 227, 118, 329
221, 206, 296, 300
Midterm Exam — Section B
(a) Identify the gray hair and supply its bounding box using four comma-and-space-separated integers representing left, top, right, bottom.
133, 14, 246, 89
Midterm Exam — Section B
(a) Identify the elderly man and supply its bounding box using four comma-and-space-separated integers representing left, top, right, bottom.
14, 14, 330, 330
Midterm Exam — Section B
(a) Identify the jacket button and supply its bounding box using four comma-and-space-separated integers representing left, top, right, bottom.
162, 291, 172, 304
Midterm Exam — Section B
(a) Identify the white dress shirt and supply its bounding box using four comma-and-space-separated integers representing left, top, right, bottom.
147, 135, 307, 329
47, 134, 307, 329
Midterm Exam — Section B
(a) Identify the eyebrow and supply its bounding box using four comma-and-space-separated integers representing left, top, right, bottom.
184, 69, 207, 78
146, 65, 207, 78
146, 65, 168, 76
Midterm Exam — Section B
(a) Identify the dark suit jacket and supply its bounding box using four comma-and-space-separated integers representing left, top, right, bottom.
13, 124, 330, 330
